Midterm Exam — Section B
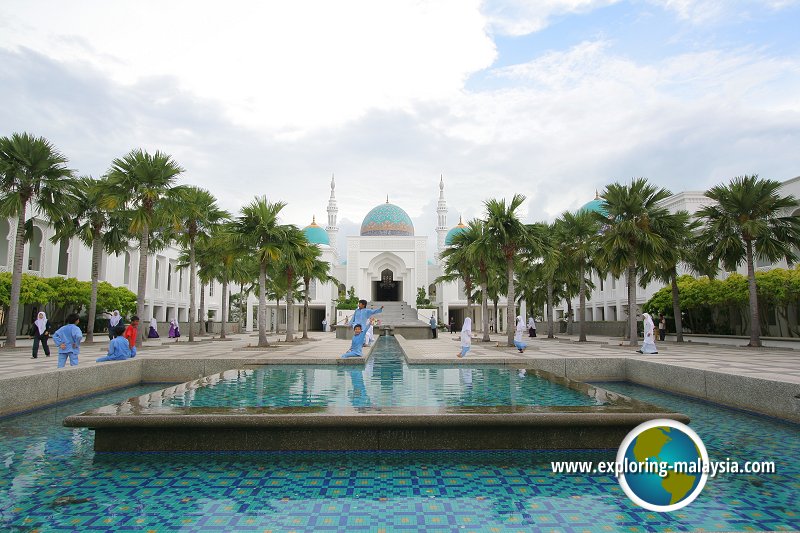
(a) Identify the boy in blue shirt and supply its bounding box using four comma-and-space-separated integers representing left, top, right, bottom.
349, 300, 383, 344
96, 325, 134, 362
341, 324, 367, 358
52, 313, 83, 368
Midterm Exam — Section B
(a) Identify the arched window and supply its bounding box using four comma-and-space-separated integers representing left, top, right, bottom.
57, 238, 69, 275
27, 226, 43, 271
155, 260, 161, 289
123, 252, 131, 285
178, 268, 183, 292
309, 279, 317, 300
167, 263, 173, 291
0, 218, 10, 266
209, 282, 215, 297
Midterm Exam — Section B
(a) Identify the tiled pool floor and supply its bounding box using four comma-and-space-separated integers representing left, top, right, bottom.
1, 382, 798, 532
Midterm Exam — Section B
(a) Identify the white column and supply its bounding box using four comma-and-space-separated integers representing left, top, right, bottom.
246, 298, 254, 332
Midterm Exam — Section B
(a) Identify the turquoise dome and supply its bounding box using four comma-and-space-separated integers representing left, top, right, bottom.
360, 201, 414, 236
579, 194, 608, 216
445, 218, 467, 245
303, 217, 330, 245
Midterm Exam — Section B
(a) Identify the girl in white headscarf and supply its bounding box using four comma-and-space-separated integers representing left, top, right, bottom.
514, 316, 527, 353
148, 317, 160, 338
527, 316, 537, 337
108, 310, 122, 340
638, 313, 658, 354
32, 311, 52, 358
457, 317, 472, 358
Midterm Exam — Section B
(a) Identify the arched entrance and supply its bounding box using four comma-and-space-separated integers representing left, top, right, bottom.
374, 268, 401, 301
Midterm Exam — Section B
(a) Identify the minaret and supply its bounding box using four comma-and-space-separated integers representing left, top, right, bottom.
436, 175, 448, 263
326, 174, 339, 259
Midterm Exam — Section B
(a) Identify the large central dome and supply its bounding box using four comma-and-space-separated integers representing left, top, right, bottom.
360, 201, 414, 236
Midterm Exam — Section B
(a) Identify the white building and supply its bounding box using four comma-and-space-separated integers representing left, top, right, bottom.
246, 176, 512, 334
0, 213, 225, 335
554, 176, 800, 333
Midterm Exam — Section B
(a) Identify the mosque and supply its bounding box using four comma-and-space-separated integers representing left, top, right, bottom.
245, 176, 508, 334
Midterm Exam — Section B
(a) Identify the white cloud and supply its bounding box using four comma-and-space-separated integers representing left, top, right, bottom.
650, 0, 799, 22
0, 0, 496, 134
482, 0, 621, 36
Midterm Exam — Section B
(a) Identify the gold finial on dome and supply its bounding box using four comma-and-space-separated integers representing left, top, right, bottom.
309, 215, 320, 227
458, 215, 465, 227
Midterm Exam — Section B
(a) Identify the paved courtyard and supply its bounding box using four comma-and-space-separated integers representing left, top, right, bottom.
2, 331, 799, 385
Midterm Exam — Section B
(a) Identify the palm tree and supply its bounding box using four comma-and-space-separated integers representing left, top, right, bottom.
50, 176, 127, 343
484, 194, 532, 346
107, 149, 184, 346
438, 229, 479, 326
555, 210, 601, 342
171, 186, 229, 342
462, 219, 499, 341
297, 245, 336, 339
696, 175, 800, 347
596, 178, 672, 346
276, 226, 307, 342
234, 197, 287, 347
0, 132, 74, 347
532, 222, 561, 339
639, 212, 706, 343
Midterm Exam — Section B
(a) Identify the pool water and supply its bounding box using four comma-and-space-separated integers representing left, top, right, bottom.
164, 338, 605, 409
1, 387, 798, 531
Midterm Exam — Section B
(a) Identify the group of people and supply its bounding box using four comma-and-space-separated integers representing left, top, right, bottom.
341, 300, 384, 358
144, 316, 181, 340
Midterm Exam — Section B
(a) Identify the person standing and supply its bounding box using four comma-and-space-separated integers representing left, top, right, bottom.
514, 316, 528, 353
429, 315, 437, 339
52, 313, 82, 368
449, 316, 455, 333
168, 318, 180, 340
123, 316, 140, 356
322, 316, 328, 332
148, 317, 160, 339
637, 313, 658, 354
365, 318, 375, 346
31, 311, 52, 359
108, 310, 123, 340
457, 317, 472, 358
658, 313, 667, 342
349, 300, 383, 332
489, 317, 494, 333
527, 316, 537, 338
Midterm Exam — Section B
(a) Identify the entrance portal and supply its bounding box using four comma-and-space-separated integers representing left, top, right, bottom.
373, 268, 402, 301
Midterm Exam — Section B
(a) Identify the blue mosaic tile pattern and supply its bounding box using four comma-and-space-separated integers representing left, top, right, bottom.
360, 202, 415, 236
1, 383, 798, 531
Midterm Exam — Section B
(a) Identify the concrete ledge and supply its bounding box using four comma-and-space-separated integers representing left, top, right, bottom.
565, 358, 626, 381
704, 372, 800, 422
0, 371, 61, 416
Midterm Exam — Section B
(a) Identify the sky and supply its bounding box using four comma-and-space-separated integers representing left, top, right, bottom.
2, 0, 799, 258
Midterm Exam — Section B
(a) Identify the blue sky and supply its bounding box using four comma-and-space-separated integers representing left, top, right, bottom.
1, 0, 799, 258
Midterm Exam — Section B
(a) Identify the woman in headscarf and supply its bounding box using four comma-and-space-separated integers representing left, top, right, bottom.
108, 310, 123, 340
527, 316, 537, 337
147, 317, 160, 338
168, 318, 180, 340
637, 313, 658, 354
31, 311, 52, 359
514, 316, 527, 353
457, 317, 472, 358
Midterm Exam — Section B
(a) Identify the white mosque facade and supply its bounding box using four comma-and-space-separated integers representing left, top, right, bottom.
245, 176, 511, 334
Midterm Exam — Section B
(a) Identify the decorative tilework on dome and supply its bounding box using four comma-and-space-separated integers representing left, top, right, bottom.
579, 197, 608, 216
445, 219, 467, 245
303, 218, 330, 245
360, 202, 414, 236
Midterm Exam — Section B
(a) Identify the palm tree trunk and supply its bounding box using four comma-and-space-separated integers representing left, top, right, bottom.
285, 271, 294, 342
578, 265, 587, 342
302, 278, 310, 339
506, 259, 515, 346
746, 241, 762, 347
258, 262, 268, 346
136, 227, 149, 348
481, 280, 490, 342
199, 283, 206, 337
87, 233, 102, 343
627, 262, 638, 346
546, 279, 554, 339
671, 270, 684, 342
188, 239, 196, 342
220, 279, 228, 339
5, 208, 27, 348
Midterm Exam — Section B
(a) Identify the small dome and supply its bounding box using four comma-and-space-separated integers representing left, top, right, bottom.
579, 192, 607, 216
360, 199, 414, 236
445, 217, 467, 245
303, 216, 330, 245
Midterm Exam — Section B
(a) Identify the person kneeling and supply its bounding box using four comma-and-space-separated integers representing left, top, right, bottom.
96, 326, 134, 362
341, 324, 366, 358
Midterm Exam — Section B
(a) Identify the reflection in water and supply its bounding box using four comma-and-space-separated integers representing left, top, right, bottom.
348, 370, 371, 408
459, 368, 473, 388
